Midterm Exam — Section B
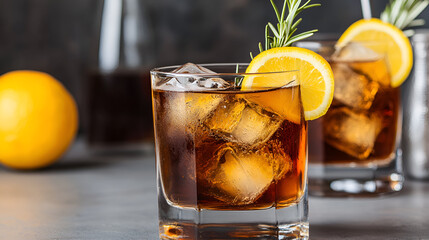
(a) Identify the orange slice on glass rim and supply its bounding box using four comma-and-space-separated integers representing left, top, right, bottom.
338, 18, 413, 87
242, 47, 334, 121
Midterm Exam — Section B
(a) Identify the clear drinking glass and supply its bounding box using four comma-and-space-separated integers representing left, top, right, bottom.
297, 41, 404, 197
151, 64, 308, 239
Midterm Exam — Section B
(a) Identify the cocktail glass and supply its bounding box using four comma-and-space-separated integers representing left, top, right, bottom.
297, 41, 403, 197
151, 63, 308, 239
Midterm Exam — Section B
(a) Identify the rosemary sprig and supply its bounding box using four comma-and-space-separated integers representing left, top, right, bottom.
251, 0, 320, 59
380, 0, 429, 35
234, 64, 243, 87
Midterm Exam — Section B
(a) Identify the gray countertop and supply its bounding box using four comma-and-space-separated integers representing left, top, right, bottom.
0, 139, 428, 240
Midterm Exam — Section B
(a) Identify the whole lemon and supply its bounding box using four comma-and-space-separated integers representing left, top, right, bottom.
0, 71, 78, 170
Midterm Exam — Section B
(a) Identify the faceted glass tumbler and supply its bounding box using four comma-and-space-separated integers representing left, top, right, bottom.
296, 41, 404, 197
151, 64, 309, 239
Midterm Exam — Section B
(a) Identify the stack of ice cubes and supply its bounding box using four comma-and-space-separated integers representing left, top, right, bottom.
325, 42, 389, 159
157, 63, 292, 205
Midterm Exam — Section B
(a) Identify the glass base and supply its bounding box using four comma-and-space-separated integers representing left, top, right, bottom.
159, 222, 308, 240
159, 192, 308, 239
308, 154, 404, 197
308, 175, 403, 197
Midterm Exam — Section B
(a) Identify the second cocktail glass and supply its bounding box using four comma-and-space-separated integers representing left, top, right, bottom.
298, 41, 403, 197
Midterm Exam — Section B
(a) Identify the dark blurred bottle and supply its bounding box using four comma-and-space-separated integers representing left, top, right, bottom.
87, 0, 155, 153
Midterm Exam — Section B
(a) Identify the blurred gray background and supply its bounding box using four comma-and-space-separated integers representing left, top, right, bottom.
0, 0, 428, 132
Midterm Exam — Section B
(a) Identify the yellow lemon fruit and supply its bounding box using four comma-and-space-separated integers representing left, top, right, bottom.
0, 71, 78, 170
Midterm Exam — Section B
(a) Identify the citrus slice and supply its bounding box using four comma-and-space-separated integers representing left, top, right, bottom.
338, 18, 413, 87
242, 47, 334, 121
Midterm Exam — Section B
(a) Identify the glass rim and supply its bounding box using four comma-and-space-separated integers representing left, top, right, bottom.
150, 63, 299, 78
296, 39, 393, 48
296, 39, 391, 65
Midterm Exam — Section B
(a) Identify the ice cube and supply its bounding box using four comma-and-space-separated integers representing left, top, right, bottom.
205, 99, 283, 146
205, 97, 246, 133
173, 62, 216, 74
159, 63, 216, 88
333, 42, 380, 62
332, 43, 390, 86
190, 77, 231, 90
323, 107, 383, 159
203, 142, 292, 205
157, 63, 231, 90
350, 59, 391, 87
165, 91, 225, 130
231, 105, 283, 145
332, 63, 379, 110
158, 63, 233, 130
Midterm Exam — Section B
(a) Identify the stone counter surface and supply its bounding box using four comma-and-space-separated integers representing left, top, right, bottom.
0, 140, 428, 240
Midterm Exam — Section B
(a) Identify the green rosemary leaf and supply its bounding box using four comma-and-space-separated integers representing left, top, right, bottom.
300, 0, 313, 9
381, 0, 429, 32
280, 0, 288, 22
380, 11, 389, 23
288, 28, 298, 39
302, 3, 321, 10
250, 0, 319, 59
291, 29, 317, 38
270, 0, 281, 22
407, 19, 425, 27
403, 29, 415, 36
234, 64, 244, 87
407, 1, 429, 22
291, 18, 303, 31
391, 1, 402, 23
268, 22, 281, 38
265, 25, 270, 50
286, 30, 317, 45
397, 12, 408, 28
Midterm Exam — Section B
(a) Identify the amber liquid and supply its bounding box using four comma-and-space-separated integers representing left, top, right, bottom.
309, 60, 400, 166
153, 86, 307, 210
